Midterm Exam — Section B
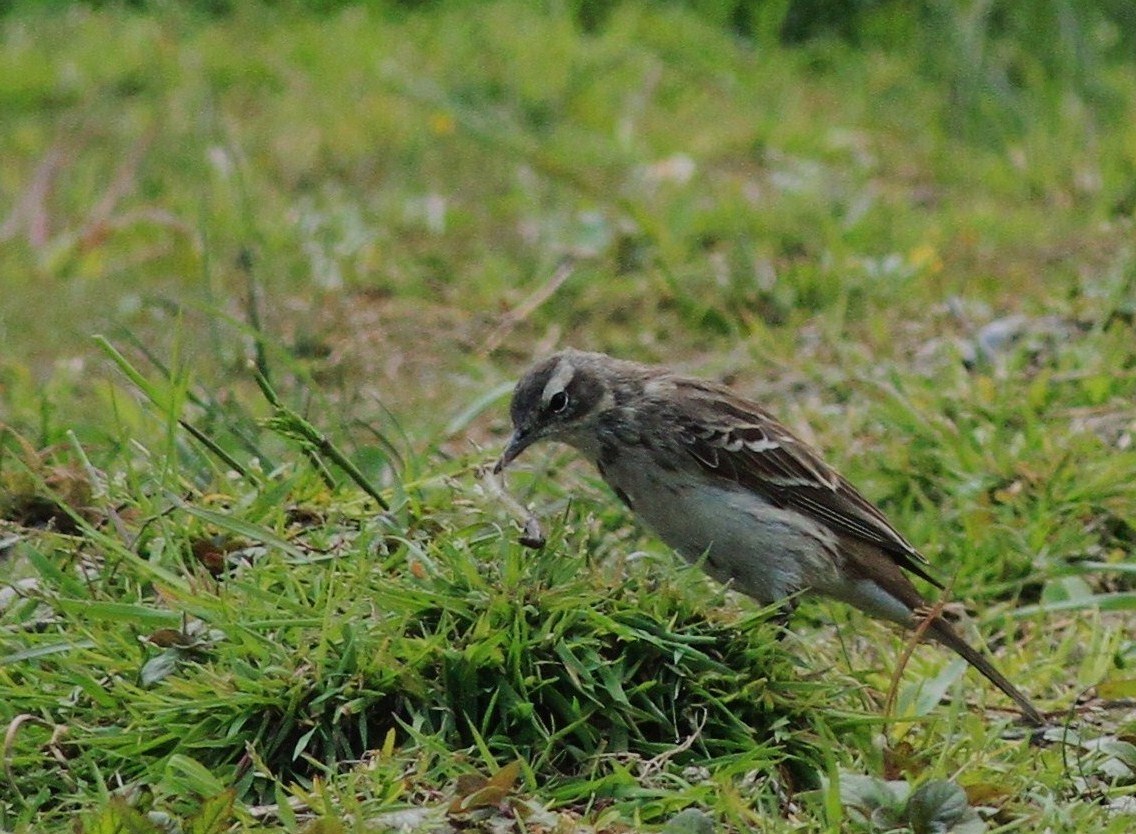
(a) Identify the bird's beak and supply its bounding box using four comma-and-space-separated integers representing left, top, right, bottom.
493, 429, 533, 474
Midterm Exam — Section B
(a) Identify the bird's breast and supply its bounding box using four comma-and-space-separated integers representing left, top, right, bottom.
593, 451, 843, 606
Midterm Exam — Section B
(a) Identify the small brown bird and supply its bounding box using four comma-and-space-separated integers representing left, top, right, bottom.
495, 349, 1044, 725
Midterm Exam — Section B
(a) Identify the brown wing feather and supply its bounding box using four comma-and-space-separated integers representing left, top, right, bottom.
669, 378, 943, 589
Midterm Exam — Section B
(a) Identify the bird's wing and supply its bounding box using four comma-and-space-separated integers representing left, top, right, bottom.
669, 379, 942, 588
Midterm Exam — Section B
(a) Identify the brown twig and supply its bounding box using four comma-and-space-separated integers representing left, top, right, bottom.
3, 714, 56, 805
479, 259, 575, 357
0, 142, 68, 246
883, 592, 951, 721
79, 126, 155, 248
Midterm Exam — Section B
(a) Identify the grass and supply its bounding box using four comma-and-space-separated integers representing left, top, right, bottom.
2, 1, 1136, 831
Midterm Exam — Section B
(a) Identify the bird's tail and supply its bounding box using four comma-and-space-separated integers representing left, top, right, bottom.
839, 539, 1046, 725
925, 615, 1046, 726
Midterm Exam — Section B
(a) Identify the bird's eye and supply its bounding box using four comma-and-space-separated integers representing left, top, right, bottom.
548, 391, 569, 414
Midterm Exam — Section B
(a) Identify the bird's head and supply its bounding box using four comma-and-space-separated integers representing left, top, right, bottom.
494, 350, 619, 472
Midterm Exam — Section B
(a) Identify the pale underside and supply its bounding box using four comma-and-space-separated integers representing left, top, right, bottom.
585, 439, 916, 624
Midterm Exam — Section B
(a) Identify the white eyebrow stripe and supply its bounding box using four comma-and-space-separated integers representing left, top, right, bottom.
541, 359, 576, 404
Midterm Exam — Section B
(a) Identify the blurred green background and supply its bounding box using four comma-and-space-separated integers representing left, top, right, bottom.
3, 0, 1134, 426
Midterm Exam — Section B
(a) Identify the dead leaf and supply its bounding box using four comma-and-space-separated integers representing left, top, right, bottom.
449, 761, 522, 814
190, 536, 243, 577
146, 628, 193, 648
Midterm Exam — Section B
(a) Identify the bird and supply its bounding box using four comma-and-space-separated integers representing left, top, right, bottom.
494, 349, 1045, 725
